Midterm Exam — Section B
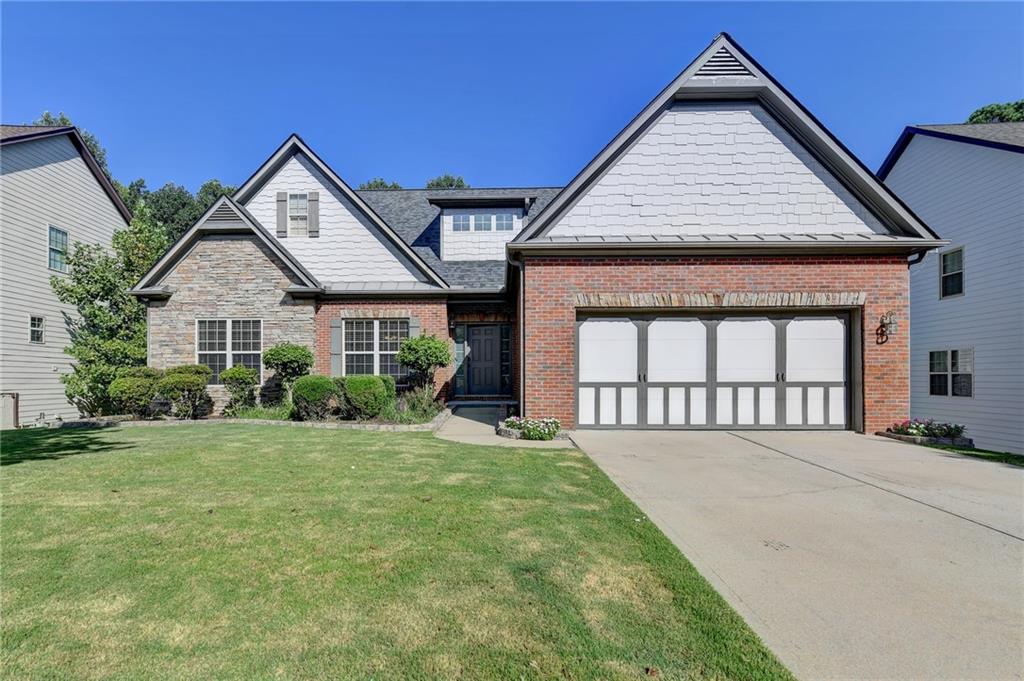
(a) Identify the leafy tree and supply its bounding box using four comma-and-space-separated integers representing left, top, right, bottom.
262, 343, 315, 400
146, 183, 200, 242
50, 205, 168, 415
358, 178, 402, 190
195, 179, 235, 212
397, 335, 451, 388
966, 100, 1024, 123
115, 178, 148, 213
33, 111, 109, 177
425, 173, 469, 190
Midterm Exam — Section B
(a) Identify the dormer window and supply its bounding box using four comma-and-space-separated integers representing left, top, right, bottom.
473, 214, 492, 231
495, 213, 514, 231
453, 214, 471, 232
288, 193, 308, 237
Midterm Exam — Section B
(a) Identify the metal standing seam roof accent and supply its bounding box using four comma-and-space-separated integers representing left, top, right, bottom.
528, 232, 912, 244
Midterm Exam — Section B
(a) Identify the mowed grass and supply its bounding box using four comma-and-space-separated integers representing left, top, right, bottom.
1, 425, 791, 680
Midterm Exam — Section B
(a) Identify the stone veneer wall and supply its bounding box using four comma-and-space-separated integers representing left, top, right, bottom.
522, 255, 909, 433
147, 234, 316, 408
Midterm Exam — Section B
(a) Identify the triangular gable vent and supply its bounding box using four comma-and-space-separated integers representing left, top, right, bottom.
694, 47, 753, 77
206, 202, 241, 222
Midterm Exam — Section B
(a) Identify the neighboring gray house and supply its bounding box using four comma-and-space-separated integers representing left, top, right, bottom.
880, 122, 1024, 453
0, 125, 132, 426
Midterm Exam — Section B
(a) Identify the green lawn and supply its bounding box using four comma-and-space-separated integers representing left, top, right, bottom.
1, 425, 790, 680
926, 444, 1024, 468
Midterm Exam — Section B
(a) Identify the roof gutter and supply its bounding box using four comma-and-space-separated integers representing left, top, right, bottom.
507, 239, 947, 257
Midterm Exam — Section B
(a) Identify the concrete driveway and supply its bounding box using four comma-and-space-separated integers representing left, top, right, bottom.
572, 430, 1024, 680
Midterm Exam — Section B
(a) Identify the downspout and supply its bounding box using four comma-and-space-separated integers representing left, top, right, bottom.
908, 251, 926, 268
507, 248, 526, 415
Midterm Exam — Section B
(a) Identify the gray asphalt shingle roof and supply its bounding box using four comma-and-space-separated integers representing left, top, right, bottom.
357, 187, 562, 289
0, 124, 70, 141
916, 122, 1024, 149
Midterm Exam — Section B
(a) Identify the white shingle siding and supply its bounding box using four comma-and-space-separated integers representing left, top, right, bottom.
441, 207, 524, 261
244, 153, 427, 284
546, 102, 887, 238
0, 134, 128, 424
885, 135, 1024, 453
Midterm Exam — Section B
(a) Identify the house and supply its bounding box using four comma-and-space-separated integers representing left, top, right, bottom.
0, 125, 132, 427
131, 33, 942, 432
879, 122, 1024, 453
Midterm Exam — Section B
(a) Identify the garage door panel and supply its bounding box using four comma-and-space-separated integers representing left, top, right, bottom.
649, 320, 705, 381
579, 320, 637, 382
717, 320, 775, 382
786, 319, 845, 382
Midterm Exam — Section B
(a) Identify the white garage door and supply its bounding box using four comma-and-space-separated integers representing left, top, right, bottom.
576, 315, 848, 429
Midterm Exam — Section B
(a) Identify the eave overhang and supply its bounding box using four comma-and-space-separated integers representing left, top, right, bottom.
427, 197, 534, 209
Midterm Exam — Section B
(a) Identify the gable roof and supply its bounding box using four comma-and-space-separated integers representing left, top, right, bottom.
877, 122, 1024, 180
512, 33, 941, 247
0, 124, 133, 224
233, 134, 448, 288
358, 187, 561, 290
130, 195, 320, 296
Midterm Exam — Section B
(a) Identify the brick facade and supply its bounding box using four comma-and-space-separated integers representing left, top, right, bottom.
314, 299, 451, 397
521, 255, 909, 433
147, 235, 316, 407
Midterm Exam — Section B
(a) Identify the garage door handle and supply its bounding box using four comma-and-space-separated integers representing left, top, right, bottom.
776, 373, 786, 382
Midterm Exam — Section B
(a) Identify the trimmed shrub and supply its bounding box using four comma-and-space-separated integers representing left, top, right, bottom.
262, 343, 314, 397
396, 335, 451, 388
220, 365, 258, 415
291, 375, 338, 421
164, 364, 214, 381
108, 376, 158, 418
117, 366, 164, 381
379, 374, 397, 401
340, 375, 392, 419
157, 372, 212, 419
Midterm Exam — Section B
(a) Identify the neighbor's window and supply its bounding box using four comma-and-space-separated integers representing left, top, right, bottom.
452, 214, 470, 232
495, 213, 514, 231
929, 349, 973, 397
343, 319, 410, 383
940, 248, 964, 298
473, 213, 492, 231
29, 316, 45, 343
48, 226, 69, 272
288, 193, 309, 237
197, 319, 262, 384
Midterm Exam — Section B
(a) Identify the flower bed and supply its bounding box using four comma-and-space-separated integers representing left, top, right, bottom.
497, 417, 569, 441
877, 418, 973, 448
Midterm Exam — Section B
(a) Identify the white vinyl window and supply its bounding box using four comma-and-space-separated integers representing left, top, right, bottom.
29, 316, 45, 344
929, 349, 973, 397
48, 225, 69, 273
494, 213, 514, 231
197, 319, 262, 384
473, 213, 492, 231
939, 248, 964, 298
452, 214, 470, 232
288, 193, 309, 237
343, 319, 410, 383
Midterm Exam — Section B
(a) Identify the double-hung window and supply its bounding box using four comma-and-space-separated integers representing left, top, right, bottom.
48, 226, 69, 273
929, 349, 973, 397
343, 319, 410, 383
288, 193, 309, 237
939, 248, 964, 298
473, 213, 492, 231
29, 316, 45, 343
452, 214, 470, 232
197, 319, 262, 384
494, 213, 514, 231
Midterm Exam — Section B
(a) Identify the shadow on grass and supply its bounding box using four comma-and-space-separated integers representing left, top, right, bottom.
0, 426, 130, 466
928, 445, 1024, 469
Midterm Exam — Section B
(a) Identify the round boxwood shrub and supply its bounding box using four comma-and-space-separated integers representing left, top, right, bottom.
157, 372, 212, 419
108, 375, 158, 418
291, 375, 338, 421
341, 375, 392, 419
220, 365, 258, 415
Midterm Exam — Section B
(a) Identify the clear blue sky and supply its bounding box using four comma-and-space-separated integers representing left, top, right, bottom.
3, 2, 1020, 192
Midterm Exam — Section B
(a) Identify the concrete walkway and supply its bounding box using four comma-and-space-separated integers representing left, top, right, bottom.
435, 406, 574, 448
573, 429, 1024, 681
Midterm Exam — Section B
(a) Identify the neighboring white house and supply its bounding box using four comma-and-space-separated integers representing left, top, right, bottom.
0, 125, 132, 426
880, 122, 1024, 453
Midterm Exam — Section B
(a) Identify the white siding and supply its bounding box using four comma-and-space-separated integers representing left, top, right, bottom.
243, 153, 427, 285
0, 135, 128, 424
886, 135, 1024, 453
441, 207, 524, 261
547, 102, 887, 238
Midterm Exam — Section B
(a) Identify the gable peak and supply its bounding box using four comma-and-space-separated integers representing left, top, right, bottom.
694, 45, 754, 78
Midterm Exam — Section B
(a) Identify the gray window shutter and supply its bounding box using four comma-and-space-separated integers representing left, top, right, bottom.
409, 317, 421, 338
330, 319, 343, 376
308, 191, 320, 238
276, 192, 288, 238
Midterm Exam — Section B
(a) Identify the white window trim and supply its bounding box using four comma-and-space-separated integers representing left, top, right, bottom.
47, 224, 70, 274
452, 214, 471, 232
341, 319, 409, 383
938, 246, 964, 300
29, 315, 45, 344
194, 318, 264, 384
928, 348, 974, 398
287, 193, 309, 237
